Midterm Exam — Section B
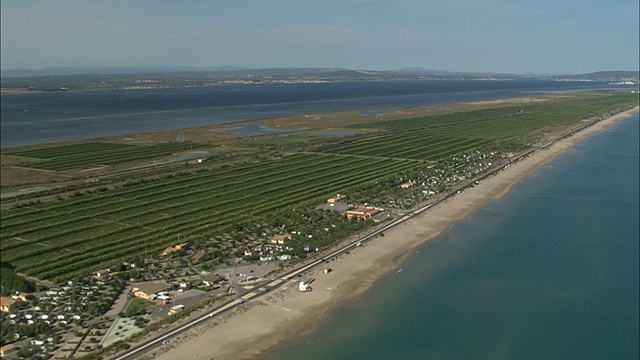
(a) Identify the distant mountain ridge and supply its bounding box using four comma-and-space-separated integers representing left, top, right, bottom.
392, 67, 468, 75
558, 70, 639, 80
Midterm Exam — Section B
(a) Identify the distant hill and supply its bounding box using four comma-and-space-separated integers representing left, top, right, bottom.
392, 67, 460, 75
391, 67, 522, 78
561, 71, 639, 81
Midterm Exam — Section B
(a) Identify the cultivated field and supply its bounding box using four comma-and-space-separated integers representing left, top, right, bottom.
1, 153, 417, 282
1, 91, 636, 283
315, 94, 634, 159
4, 142, 200, 171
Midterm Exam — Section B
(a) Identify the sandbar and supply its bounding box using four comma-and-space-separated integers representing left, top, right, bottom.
147, 106, 638, 360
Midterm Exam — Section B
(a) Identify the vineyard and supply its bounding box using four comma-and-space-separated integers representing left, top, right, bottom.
4, 141, 201, 171
314, 93, 637, 159
0, 153, 418, 282
1, 91, 636, 284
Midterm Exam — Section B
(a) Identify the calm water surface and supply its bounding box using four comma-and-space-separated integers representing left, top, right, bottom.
1, 80, 630, 148
263, 113, 639, 360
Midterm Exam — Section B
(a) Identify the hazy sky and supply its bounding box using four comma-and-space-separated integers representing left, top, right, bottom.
1, 0, 638, 74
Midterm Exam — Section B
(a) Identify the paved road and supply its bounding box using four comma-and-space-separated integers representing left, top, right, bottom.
104, 286, 131, 319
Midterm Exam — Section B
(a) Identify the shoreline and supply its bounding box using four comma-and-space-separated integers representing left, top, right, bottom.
149, 106, 638, 360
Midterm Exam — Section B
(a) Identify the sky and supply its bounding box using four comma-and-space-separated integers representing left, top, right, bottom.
1, 0, 638, 74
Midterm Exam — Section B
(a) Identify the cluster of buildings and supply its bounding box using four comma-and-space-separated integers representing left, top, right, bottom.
316, 194, 387, 221
129, 273, 226, 303
0, 191, 387, 358
258, 239, 295, 262
161, 243, 209, 263
0, 277, 125, 359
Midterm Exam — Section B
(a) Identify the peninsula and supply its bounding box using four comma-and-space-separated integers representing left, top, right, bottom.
151, 106, 639, 360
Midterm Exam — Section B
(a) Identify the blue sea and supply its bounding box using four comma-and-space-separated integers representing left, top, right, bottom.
263, 113, 639, 360
0, 80, 632, 148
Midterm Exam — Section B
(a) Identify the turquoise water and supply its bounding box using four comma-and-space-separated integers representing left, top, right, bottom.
263, 113, 639, 360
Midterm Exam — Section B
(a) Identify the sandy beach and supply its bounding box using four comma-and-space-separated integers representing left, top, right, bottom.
149, 106, 638, 360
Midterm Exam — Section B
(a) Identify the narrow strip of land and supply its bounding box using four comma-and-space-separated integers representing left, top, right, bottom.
138, 107, 638, 360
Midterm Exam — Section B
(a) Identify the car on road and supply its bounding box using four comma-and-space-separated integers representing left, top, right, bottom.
258, 287, 267, 292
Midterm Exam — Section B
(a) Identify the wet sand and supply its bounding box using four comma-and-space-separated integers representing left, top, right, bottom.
149, 107, 638, 360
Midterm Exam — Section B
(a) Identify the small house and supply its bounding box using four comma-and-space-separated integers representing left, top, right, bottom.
190, 250, 207, 263
0, 297, 19, 313
162, 247, 179, 256
344, 207, 382, 220
0, 344, 18, 357
131, 282, 171, 300
327, 194, 346, 203
400, 181, 416, 189
202, 274, 223, 287
162, 243, 189, 255
270, 234, 292, 245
